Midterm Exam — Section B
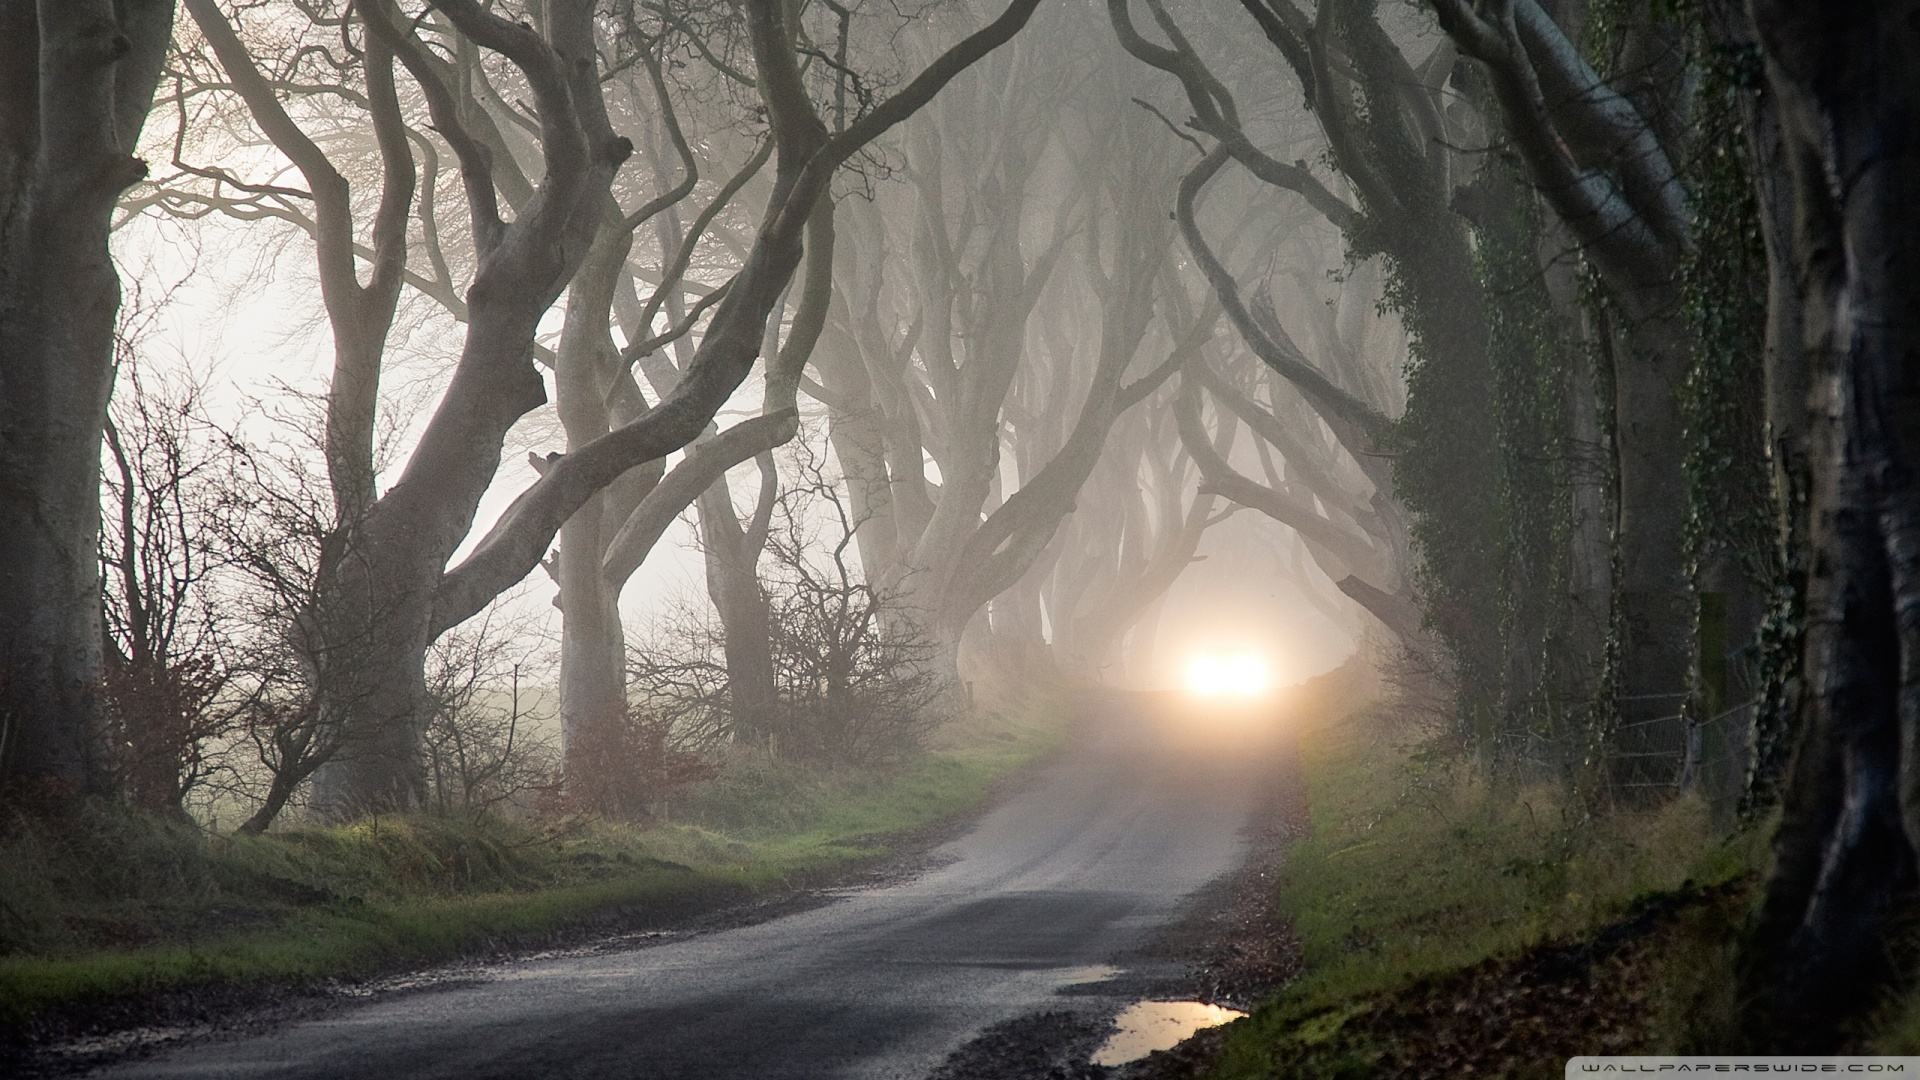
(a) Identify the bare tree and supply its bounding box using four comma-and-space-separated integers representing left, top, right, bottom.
1427, 0, 1707, 789
1105, 0, 1498, 676
1110, 0, 1704, 780
157, 0, 1044, 817
208, 404, 397, 835
814, 23, 1216, 681
1045, 402, 1234, 677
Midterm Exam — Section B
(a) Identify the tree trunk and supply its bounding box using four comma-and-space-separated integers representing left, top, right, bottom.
196, 0, 1042, 818
307, 295, 551, 817
1740, 0, 1920, 1047
1607, 315, 1694, 794
306, 533, 436, 817
552, 220, 656, 796
1123, 593, 1166, 683
558, 499, 630, 781
236, 769, 303, 837
817, 337, 902, 583
699, 480, 778, 746
0, 0, 174, 804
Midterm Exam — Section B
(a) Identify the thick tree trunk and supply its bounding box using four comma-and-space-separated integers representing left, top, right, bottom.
1740, 0, 1920, 1047
1687, 556, 1764, 809
0, 1, 174, 803
983, 562, 1051, 683
0, 264, 116, 799
306, 533, 436, 817
310, 676, 427, 815
558, 499, 629, 778
308, 294, 551, 816
552, 222, 657, 795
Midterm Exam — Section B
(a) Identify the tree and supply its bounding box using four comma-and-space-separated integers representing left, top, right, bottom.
1738, 0, 1920, 1046
163, 0, 1044, 817
814, 19, 1208, 679
1046, 393, 1235, 677
761, 441, 944, 764
0, 0, 177, 805
625, 436, 945, 766
1106, 0, 1520, 738
1428, 0, 1706, 791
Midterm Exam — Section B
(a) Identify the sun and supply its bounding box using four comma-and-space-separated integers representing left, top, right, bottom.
1183, 650, 1273, 698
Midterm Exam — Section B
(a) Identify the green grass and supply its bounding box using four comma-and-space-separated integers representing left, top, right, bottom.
1206, 703, 1768, 1079
0, 698, 1067, 1036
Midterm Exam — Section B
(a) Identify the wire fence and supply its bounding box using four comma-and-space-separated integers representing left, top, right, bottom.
1613, 698, 1754, 794
1480, 693, 1759, 806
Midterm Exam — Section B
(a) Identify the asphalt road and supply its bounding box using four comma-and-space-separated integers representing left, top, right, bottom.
101, 698, 1277, 1080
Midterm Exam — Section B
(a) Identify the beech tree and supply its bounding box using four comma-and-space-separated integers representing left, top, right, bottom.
811, 17, 1209, 679
1737, 0, 1920, 1045
0, 0, 177, 804
1105, 0, 1504, 684
1110, 0, 1736, 782
1045, 394, 1233, 677
148, 0, 1043, 817
1428, 0, 1718, 791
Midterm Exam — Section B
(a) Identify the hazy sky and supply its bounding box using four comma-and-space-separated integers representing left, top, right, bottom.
111, 210, 730, 650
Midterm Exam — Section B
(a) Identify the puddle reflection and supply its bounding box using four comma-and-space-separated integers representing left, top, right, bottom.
1090, 1000, 1248, 1067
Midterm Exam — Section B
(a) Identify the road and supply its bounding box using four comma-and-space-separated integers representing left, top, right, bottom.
102, 698, 1278, 1080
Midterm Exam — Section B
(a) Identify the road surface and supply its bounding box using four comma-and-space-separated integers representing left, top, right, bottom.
102, 698, 1277, 1079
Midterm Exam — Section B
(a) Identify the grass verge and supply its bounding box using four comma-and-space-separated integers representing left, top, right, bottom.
0, 698, 1068, 1044
1199, 695, 1769, 1079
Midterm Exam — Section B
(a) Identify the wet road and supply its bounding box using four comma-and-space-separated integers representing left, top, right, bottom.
102, 699, 1277, 1079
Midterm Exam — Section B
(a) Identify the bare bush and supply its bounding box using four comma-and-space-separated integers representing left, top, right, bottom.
88, 310, 356, 832
623, 598, 738, 756
562, 700, 723, 821
571, 600, 732, 819
210, 394, 415, 834
623, 440, 948, 778
760, 447, 947, 765
107, 375, 562, 832
98, 353, 250, 816
215, 432, 354, 835
421, 607, 560, 819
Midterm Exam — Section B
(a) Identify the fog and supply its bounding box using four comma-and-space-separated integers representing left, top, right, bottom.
9, 0, 1900, 1069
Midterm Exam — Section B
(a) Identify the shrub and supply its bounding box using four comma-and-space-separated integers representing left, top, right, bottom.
623, 444, 949, 773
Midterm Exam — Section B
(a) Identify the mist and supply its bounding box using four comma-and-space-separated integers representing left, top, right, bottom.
2, 0, 1915, 1075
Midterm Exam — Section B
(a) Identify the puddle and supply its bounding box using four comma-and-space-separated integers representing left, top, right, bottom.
1090, 1000, 1249, 1066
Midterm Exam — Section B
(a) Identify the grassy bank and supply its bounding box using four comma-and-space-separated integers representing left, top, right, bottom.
1203, 692, 1770, 1078
0, 699, 1068, 1041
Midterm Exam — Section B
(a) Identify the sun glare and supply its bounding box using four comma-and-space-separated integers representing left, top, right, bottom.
1183, 650, 1273, 699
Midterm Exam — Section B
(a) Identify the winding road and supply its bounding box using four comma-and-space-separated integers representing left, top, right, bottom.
102, 697, 1280, 1079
